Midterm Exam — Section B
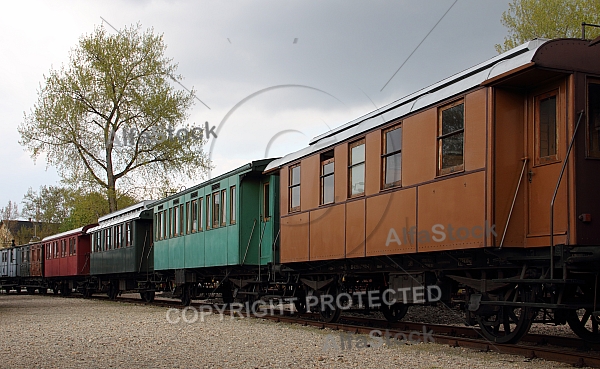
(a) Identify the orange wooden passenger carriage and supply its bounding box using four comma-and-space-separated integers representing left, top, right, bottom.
265, 38, 600, 343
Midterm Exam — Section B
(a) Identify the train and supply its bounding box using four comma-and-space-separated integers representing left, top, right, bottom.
2, 37, 600, 345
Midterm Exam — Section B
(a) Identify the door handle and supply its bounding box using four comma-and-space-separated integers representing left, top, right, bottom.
528, 170, 534, 183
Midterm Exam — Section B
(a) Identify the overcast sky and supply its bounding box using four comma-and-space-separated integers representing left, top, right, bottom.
0, 0, 512, 209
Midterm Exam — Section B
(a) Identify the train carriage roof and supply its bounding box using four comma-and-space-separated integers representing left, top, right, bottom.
88, 200, 154, 232
264, 38, 552, 173
148, 159, 277, 208
42, 224, 97, 242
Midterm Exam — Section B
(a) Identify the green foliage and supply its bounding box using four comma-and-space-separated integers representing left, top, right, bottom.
22, 185, 73, 224
496, 0, 600, 53
19, 24, 210, 212
59, 191, 138, 232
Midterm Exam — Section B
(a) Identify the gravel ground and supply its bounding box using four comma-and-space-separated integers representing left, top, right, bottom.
0, 294, 578, 369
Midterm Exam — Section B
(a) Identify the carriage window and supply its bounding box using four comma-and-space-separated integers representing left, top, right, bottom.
221, 190, 227, 227
382, 125, 402, 188
438, 101, 464, 175
186, 202, 191, 234
206, 194, 211, 230
263, 183, 270, 220
289, 164, 301, 212
537, 92, 558, 162
588, 82, 600, 158
179, 205, 184, 235
162, 210, 167, 239
349, 139, 366, 195
156, 212, 162, 240
106, 228, 112, 250
125, 222, 132, 247
213, 192, 221, 228
321, 151, 335, 205
116, 225, 123, 249
230, 187, 236, 225
191, 200, 198, 232
174, 206, 180, 236
199, 198, 204, 231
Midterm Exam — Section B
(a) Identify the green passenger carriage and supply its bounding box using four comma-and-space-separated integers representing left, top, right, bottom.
149, 159, 279, 304
88, 201, 155, 300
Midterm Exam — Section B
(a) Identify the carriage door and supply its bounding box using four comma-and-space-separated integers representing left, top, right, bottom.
526, 86, 568, 244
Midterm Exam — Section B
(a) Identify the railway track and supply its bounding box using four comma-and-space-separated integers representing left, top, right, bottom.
41, 292, 600, 368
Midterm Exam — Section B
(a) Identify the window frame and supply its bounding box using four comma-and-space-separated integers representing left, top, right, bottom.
125, 222, 132, 247
288, 164, 301, 212
587, 79, 600, 159
206, 194, 211, 230
212, 191, 221, 228
320, 155, 335, 205
263, 182, 270, 221
230, 186, 236, 225
349, 138, 366, 196
381, 125, 403, 189
199, 197, 204, 231
437, 100, 465, 176
221, 189, 227, 227
535, 90, 560, 165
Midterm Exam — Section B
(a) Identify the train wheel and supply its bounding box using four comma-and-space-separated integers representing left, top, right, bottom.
293, 288, 307, 314
381, 303, 409, 323
319, 286, 341, 323
222, 285, 234, 305
141, 291, 155, 303
108, 283, 118, 300
52, 286, 59, 295
26, 288, 36, 295
61, 284, 71, 297
181, 285, 192, 306
476, 286, 535, 344
566, 309, 600, 343
3, 287, 10, 294
39, 288, 47, 295
82, 285, 92, 298
15, 287, 21, 294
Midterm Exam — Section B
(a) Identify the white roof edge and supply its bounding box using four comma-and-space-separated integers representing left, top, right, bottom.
42, 227, 86, 242
265, 39, 548, 173
97, 200, 153, 222
89, 200, 153, 232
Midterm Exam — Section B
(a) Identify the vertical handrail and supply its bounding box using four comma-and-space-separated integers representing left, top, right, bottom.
241, 219, 257, 265
500, 157, 528, 249
550, 110, 584, 279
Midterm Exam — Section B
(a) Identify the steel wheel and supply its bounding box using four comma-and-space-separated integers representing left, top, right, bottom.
141, 291, 155, 303
107, 283, 118, 300
476, 285, 535, 344
181, 285, 192, 306
319, 286, 341, 323
381, 303, 409, 323
567, 309, 600, 343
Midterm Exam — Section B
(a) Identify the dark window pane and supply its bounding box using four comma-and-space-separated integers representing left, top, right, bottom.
589, 84, 600, 158
441, 133, 464, 169
385, 153, 402, 185
442, 104, 464, 135
386, 127, 402, 154
322, 175, 334, 204
350, 163, 365, 195
539, 95, 557, 157
264, 183, 270, 219
351, 144, 365, 165
291, 186, 300, 208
